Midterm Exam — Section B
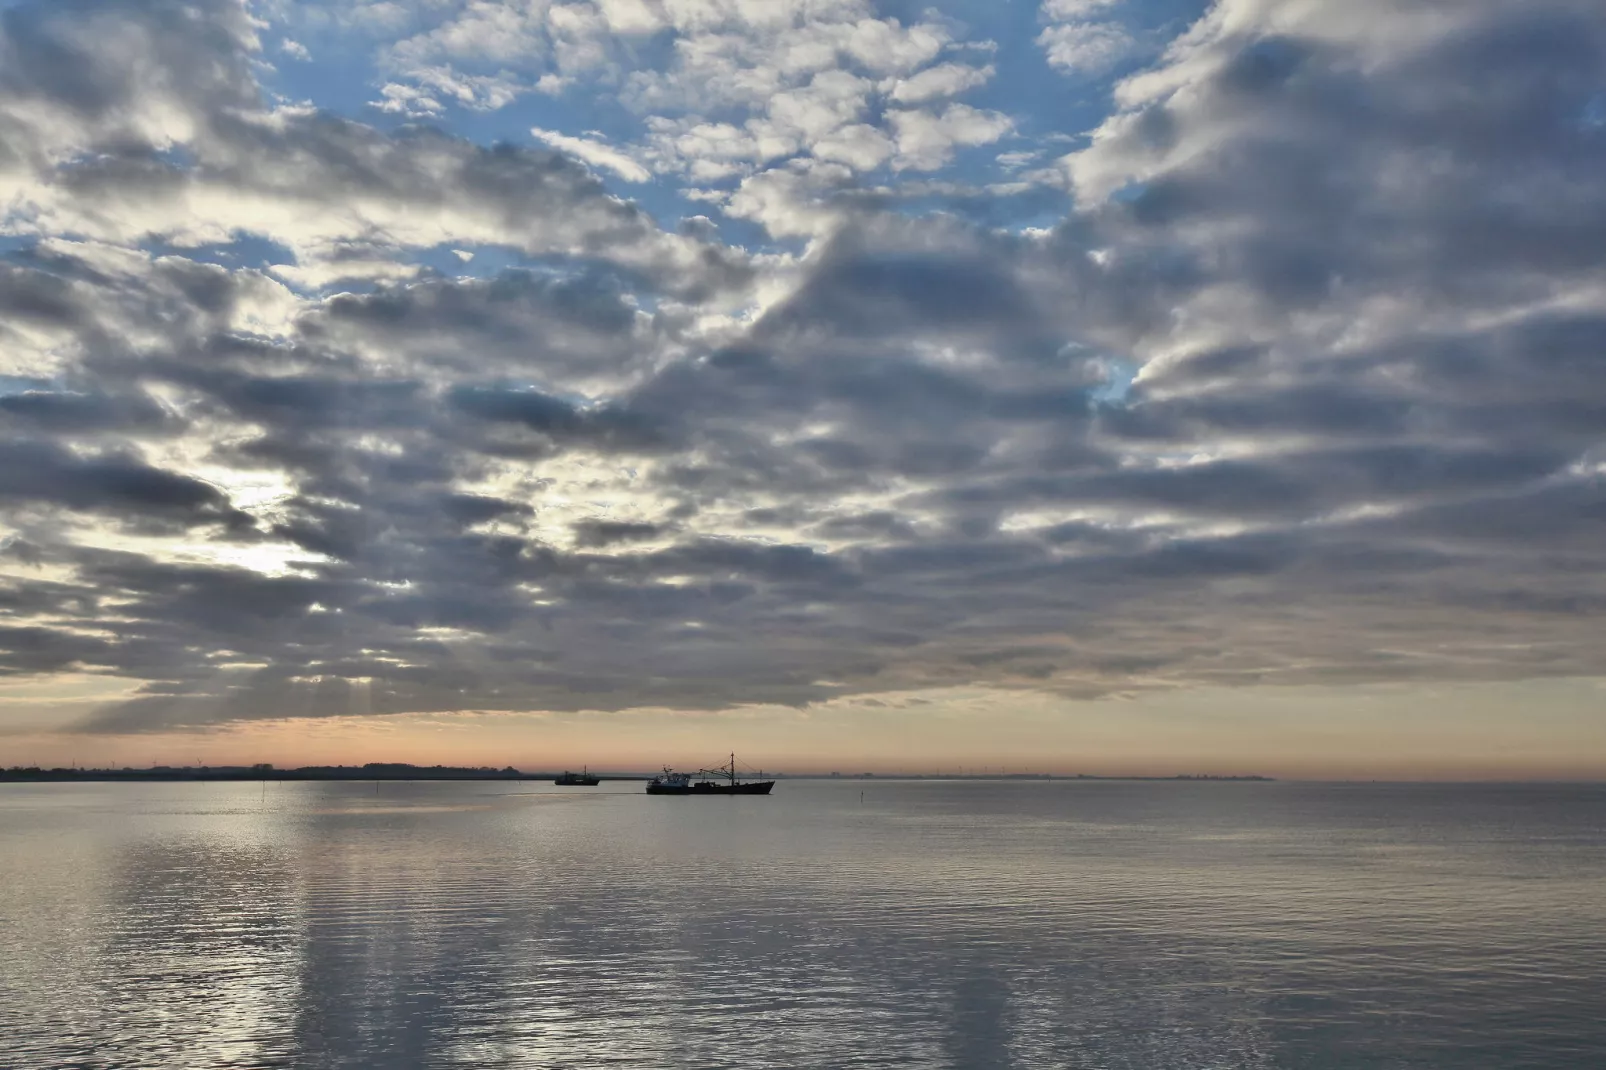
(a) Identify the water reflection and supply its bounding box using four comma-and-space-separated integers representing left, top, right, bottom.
0, 789, 306, 1068
1, 780, 1603, 1068
99, 834, 302, 1068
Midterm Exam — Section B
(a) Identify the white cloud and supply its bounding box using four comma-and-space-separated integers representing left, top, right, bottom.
376, 0, 974, 192
839, 16, 948, 74
1037, 21, 1134, 74
531, 127, 655, 183
401, 65, 527, 110
723, 161, 852, 238
765, 69, 872, 143
1040, 0, 1121, 19
373, 81, 444, 116
887, 62, 994, 105
890, 104, 1014, 171
269, 258, 425, 290
1037, 0, 1134, 76
389, 1, 553, 68
810, 123, 894, 171
595, 0, 667, 36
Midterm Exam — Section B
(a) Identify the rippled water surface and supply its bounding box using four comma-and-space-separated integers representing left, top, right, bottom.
3, 779, 1604, 1068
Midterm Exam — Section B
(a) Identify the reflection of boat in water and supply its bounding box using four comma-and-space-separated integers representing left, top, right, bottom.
647, 754, 774, 795
554, 767, 600, 786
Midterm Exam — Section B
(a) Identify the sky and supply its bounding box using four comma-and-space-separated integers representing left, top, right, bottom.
1, 0, 1604, 778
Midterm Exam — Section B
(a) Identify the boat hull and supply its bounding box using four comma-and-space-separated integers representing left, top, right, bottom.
554, 774, 600, 786
647, 780, 774, 795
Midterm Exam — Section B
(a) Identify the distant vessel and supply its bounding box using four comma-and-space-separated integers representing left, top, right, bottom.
646, 754, 774, 795
554, 767, 600, 786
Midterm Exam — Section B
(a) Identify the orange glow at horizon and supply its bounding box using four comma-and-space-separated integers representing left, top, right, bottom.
5, 676, 1605, 781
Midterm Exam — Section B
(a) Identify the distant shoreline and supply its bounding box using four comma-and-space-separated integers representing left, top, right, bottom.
0, 765, 1273, 784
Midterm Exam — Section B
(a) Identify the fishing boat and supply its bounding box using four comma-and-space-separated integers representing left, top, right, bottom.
554, 766, 600, 786
646, 754, 774, 795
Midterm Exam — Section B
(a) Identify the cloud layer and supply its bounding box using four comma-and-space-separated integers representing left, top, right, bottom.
2, 0, 1604, 733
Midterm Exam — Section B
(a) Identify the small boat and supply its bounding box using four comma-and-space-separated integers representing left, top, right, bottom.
554, 766, 600, 786
646, 754, 774, 795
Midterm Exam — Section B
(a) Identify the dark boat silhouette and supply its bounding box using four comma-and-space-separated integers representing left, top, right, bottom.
554, 767, 600, 786
646, 754, 774, 795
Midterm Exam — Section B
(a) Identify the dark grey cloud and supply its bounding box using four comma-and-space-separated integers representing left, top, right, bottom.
571, 520, 668, 548
0, 389, 176, 435
442, 493, 535, 527
0, 263, 87, 330
307, 269, 652, 379
440, 385, 675, 466
0, 440, 250, 529
2, 0, 1605, 732
0, 623, 113, 675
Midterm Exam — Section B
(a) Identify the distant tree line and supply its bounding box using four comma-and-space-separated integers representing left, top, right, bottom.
1, 763, 530, 781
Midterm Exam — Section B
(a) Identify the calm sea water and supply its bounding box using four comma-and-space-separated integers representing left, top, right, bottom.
1, 779, 1603, 1069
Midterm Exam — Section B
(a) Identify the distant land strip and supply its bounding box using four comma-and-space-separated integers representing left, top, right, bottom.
0, 764, 1273, 783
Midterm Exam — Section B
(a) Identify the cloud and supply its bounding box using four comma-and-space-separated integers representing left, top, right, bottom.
1041, 0, 1122, 17
886, 62, 994, 105
0, 440, 252, 530
0, 0, 747, 301
889, 104, 1014, 172
1037, 0, 1134, 76
1037, 22, 1134, 75
0, 388, 177, 436
370, 0, 1000, 203
571, 518, 669, 548
530, 127, 653, 183
3, 0, 1606, 736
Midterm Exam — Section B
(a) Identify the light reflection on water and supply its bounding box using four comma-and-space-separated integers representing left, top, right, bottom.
2, 780, 1603, 1068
